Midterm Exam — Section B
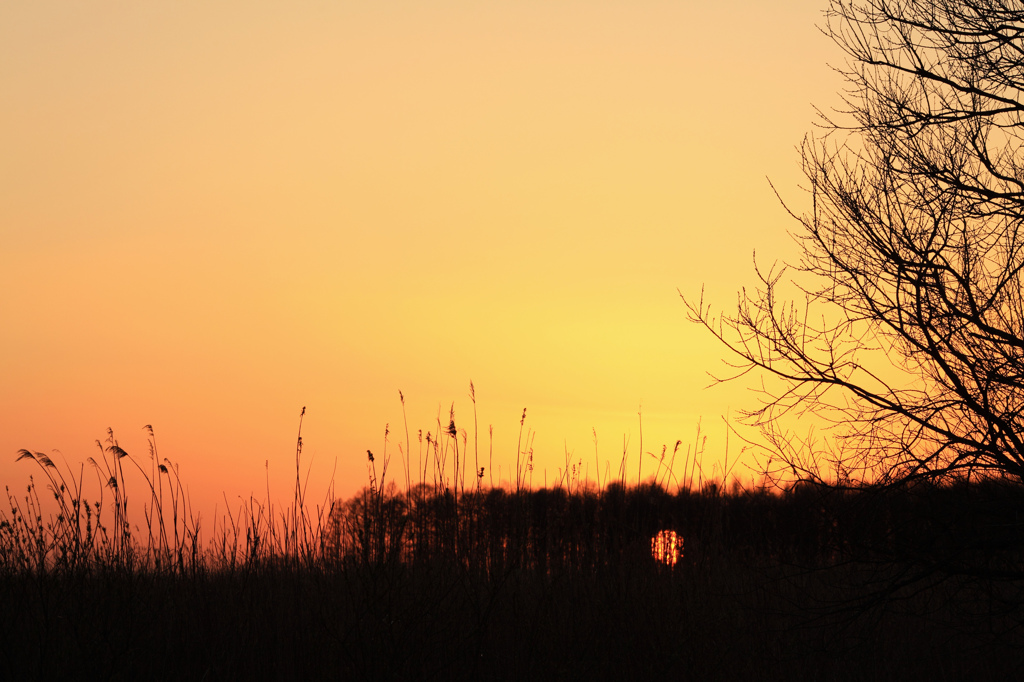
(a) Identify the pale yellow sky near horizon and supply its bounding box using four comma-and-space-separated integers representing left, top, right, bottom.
2, 1, 846, 517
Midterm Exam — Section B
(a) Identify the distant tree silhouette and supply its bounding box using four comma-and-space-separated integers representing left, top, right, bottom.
687, 0, 1024, 487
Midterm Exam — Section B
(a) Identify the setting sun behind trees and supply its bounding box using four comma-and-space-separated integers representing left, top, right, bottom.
1, 1, 844, 515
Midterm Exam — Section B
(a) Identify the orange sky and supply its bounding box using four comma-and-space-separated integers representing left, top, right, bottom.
2, 1, 845, 522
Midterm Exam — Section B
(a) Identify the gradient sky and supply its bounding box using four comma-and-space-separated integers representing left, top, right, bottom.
2, 1, 845, 520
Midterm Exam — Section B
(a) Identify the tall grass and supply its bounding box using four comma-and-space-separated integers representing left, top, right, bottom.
6, 398, 1024, 579
3, 396, 1024, 680
2, 426, 203, 575
0, 392, 753, 579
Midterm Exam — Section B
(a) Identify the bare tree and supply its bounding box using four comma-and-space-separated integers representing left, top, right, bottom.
686, 0, 1024, 486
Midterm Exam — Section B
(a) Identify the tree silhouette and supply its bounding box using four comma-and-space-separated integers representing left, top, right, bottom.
687, 0, 1024, 486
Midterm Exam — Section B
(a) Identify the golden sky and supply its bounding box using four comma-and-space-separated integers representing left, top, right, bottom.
2, 1, 844, 516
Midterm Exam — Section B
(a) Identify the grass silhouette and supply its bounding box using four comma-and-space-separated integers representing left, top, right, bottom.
2, 399, 1023, 680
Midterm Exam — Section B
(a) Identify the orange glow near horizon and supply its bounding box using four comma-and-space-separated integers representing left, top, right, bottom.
1, 1, 847, 523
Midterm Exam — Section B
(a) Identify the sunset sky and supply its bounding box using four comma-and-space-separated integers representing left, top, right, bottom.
2, 1, 845, 519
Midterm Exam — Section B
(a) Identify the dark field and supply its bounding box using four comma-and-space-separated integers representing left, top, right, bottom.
4, 461, 1024, 681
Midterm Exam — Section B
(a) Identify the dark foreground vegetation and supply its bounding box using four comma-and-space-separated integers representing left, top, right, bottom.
3, 437, 1024, 681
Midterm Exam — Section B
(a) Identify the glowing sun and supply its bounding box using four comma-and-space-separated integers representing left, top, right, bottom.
651, 530, 682, 566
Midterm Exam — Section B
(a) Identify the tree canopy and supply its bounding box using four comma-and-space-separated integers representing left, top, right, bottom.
688, 0, 1024, 486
